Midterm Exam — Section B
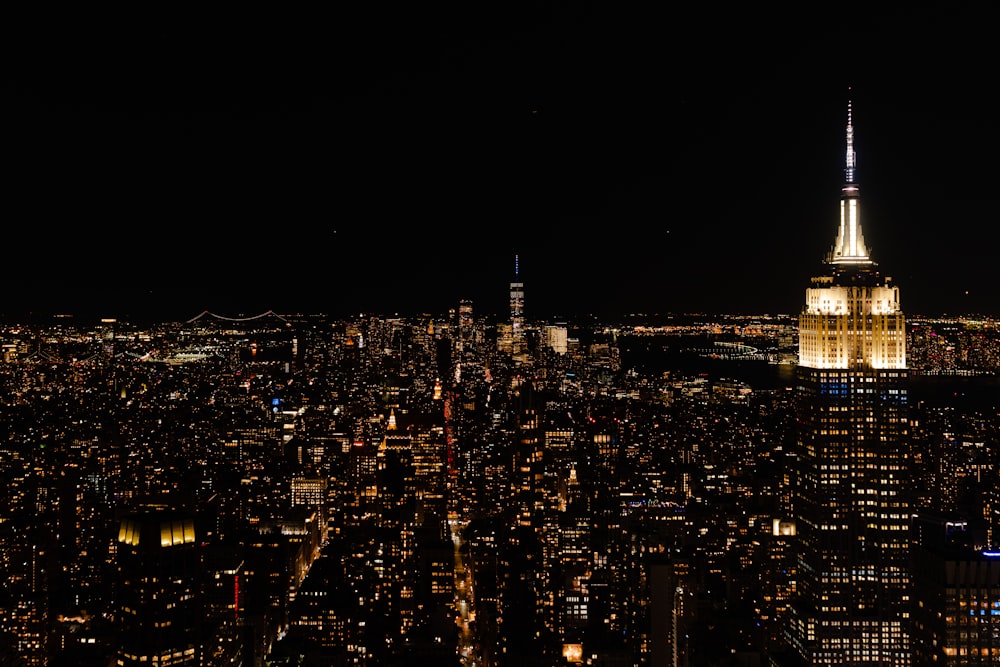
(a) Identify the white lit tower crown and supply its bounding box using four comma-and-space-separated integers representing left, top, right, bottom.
798, 100, 906, 370
785, 99, 911, 666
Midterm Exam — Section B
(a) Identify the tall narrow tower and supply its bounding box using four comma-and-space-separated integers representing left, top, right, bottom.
784, 100, 911, 665
509, 255, 525, 354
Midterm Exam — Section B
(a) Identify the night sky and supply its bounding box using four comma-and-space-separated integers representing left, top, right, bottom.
4, 4, 999, 323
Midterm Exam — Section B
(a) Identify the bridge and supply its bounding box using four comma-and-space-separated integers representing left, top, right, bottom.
687, 341, 774, 362
185, 310, 289, 324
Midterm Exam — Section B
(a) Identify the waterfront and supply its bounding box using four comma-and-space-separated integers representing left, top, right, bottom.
617, 334, 1000, 412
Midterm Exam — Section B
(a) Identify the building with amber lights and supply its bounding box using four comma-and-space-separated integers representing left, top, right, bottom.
910, 513, 1000, 664
499, 254, 526, 357
114, 509, 203, 667
782, 100, 911, 665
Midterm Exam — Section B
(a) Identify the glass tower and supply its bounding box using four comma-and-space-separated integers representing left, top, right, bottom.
510, 254, 525, 352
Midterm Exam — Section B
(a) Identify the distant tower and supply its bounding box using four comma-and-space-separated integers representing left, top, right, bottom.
783, 98, 911, 665
510, 255, 525, 354
457, 298, 474, 372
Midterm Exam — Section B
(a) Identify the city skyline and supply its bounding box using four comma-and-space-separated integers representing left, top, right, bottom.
4, 4, 999, 323
4, 16, 1000, 662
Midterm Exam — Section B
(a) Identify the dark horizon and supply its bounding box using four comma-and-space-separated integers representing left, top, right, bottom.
4, 4, 999, 322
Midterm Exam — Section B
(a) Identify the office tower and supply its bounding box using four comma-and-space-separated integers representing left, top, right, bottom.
545, 324, 569, 355
0, 522, 50, 667
510, 254, 525, 354
343, 437, 378, 530
910, 513, 1000, 664
784, 101, 911, 665
378, 409, 417, 527
114, 509, 203, 667
512, 376, 544, 528
290, 476, 328, 546
409, 417, 449, 529
457, 298, 474, 359
202, 545, 245, 667
762, 519, 798, 652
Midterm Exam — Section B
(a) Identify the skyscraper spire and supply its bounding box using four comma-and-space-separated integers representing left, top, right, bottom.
845, 98, 856, 184
788, 97, 910, 664
827, 95, 870, 265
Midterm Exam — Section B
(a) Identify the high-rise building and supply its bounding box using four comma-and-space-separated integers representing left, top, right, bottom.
498, 255, 527, 357
457, 298, 474, 356
544, 324, 569, 355
512, 377, 544, 528
910, 513, 1000, 664
114, 509, 203, 667
290, 476, 328, 545
510, 254, 525, 353
782, 100, 911, 665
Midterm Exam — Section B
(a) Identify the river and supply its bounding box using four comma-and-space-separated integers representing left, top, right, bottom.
617, 334, 1000, 412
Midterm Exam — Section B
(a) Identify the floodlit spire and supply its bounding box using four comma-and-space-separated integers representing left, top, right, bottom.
828, 94, 871, 265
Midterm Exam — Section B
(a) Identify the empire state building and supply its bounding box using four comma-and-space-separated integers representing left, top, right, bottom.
783, 101, 911, 665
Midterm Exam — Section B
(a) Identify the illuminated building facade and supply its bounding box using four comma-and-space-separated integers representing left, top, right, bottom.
457, 298, 474, 360
512, 377, 545, 528
509, 254, 525, 355
784, 101, 911, 665
510, 255, 524, 335
290, 476, 328, 545
911, 514, 1000, 664
545, 324, 569, 355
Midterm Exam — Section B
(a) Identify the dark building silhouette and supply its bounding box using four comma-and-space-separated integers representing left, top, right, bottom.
114, 509, 203, 666
910, 513, 1000, 665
